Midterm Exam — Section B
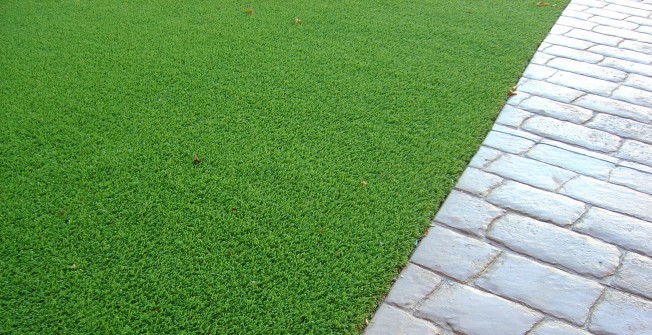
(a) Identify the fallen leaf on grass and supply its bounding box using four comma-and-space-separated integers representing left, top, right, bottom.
244, 8, 253, 15
508, 85, 518, 96
68, 264, 77, 269
360, 180, 367, 187
294, 17, 302, 24
193, 154, 201, 165
535, 1, 551, 6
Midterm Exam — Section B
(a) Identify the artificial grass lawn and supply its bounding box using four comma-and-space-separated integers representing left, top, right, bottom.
1, 1, 567, 333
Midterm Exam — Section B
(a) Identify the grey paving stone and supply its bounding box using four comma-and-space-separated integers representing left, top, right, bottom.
475, 253, 603, 325
601, 57, 652, 77
544, 35, 595, 50
495, 105, 533, 128
613, 252, 652, 300
586, 113, 652, 144
572, 0, 608, 8
594, 25, 651, 43
522, 116, 622, 153
506, 90, 532, 106
563, 9, 593, 20
529, 320, 592, 335
588, 44, 652, 64
588, 15, 640, 29
603, 0, 652, 11
561, 175, 652, 221
519, 95, 593, 124
364, 304, 443, 335
617, 140, 652, 167
530, 52, 556, 65
585, 7, 630, 20
540, 138, 620, 164
612, 86, 652, 108
589, 289, 652, 335
638, 25, 652, 35
557, 16, 599, 30
625, 74, 652, 93
574, 207, 652, 257
482, 131, 536, 155
434, 190, 504, 236
564, 29, 622, 47
487, 214, 621, 278
385, 263, 442, 309
455, 167, 504, 197
620, 160, 652, 174
565, 3, 589, 12
517, 79, 585, 104
485, 154, 576, 191
604, 3, 651, 17
610, 167, 652, 195
526, 143, 615, 180
547, 57, 627, 82
411, 226, 500, 282
414, 281, 542, 335
619, 40, 652, 55
626, 15, 652, 27
468, 146, 503, 169
522, 64, 557, 80
543, 43, 606, 62
546, 70, 619, 96
549, 25, 573, 36
493, 125, 541, 142
575, 94, 652, 123
486, 181, 586, 226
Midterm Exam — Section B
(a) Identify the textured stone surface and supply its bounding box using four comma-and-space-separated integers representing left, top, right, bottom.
468, 146, 502, 168
612, 85, 652, 108
517, 79, 585, 103
546, 70, 619, 96
487, 214, 621, 278
522, 116, 621, 153
544, 35, 594, 50
526, 144, 615, 180
586, 113, 652, 144
594, 25, 651, 43
487, 181, 585, 226
561, 175, 652, 222
411, 226, 499, 282
613, 253, 652, 300
385, 264, 442, 308
475, 253, 603, 324
529, 320, 591, 335
434, 190, 504, 236
610, 167, 652, 195
485, 154, 576, 191
547, 57, 627, 82
585, 7, 629, 20
620, 39, 652, 54
483, 131, 536, 154
574, 207, 652, 257
601, 57, 652, 77
588, 44, 652, 64
589, 290, 652, 335
522, 64, 557, 80
625, 74, 652, 92
564, 29, 622, 47
364, 304, 443, 335
575, 94, 652, 123
495, 105, 532, 128
415, 282, 542, 335
455, 168, 503, 197
519, 96, 593, 124
617, 140, 652, 168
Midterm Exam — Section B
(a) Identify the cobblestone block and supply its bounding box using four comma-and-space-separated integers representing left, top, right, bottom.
561, 175, 652, 221
612, 86, 652, 108
411, 226, 500, 282
588, 15, 640, 29
589, 289, 652, 335
626, 15, 652, 27
385, 263, 442, 308
485, 154, 576, 191
574, 94, 652, 123
482, 131, 536, 155
557, 16, 598, 30
588, 44, 652, 64
610, 167, 652, 195
475, 253, 603, 325
507, 91, 532, 106
544, 35, 594, 50
563, 9, 593, 20
526, 144, 615, 180
574, 207, 652, 257
620, 161, 652, 174
415, 281, 542, 335
572, 0, 608, 8
549, 25, 573, 36
625, 74, 652, 93
604, 3, 650, 17
487, 181, 585, 226
604, 0, 652, 11
565, 4, 589, 12
365, 304, 443, 335
601, 57, 652, 77
493, 125, 541, 142
594, 25, 651, 43
435, 190, 504, 236
495, 105, 533, 127
617, 140, 652, 167
586, 114, 652, 144
543, 43, 606, 62
517, 79, 585, 103
487, 214, 621, 278
455, 168, 503, 197
529, 320, 591, 335
530, 52, 556, 65
637, 25, 652, 35
468, 146, 502, 168
613, 252, 652, 300
585, 7, 627, 19
523, 64, 557, 80
547, 71, 619, 96
619, 40, 652, 55
547, 57, 627, 82
519, 96, 593, 124
522, 116, 621, 153
564, 29, 622, 47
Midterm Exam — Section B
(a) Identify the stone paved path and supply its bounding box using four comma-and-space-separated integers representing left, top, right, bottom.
364, 1, 652, 334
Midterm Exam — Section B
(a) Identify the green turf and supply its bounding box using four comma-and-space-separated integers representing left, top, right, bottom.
1, 1, 567, 333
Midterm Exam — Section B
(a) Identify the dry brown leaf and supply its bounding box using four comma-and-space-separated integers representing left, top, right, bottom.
193, 154, 201, 165
360, 180, 367, 187
535, 1, 551, 6
68, 264, 77, 269
244, 8, 253, 15
294, 17, 302, 24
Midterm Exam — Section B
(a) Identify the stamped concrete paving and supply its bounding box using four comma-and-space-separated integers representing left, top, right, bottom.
365, 1, 652, 334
